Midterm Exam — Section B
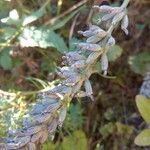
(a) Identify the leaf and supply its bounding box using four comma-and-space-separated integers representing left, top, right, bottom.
64, 103, 84, 131
1, 5, 46, 26
48, 7, 83, 30
134, 129, 150, 146
61, 130, 87, 150
92, 12, 104, 25
104, 109, 114, 121
23, 8, 45, 26
136, 95, 150, 123
26, 77, 48, 89
116, 122, 134, 135
0, 1, 11, 19
0, 48, 12, 70
19, 26, 68, 52
69, 37, 81, 51
107, 45, 123, 62
1, 27, 17, 41
41, 58, 57, 72
128, 51, 150, 75
99, 123, 114, 138
1, 9, 21, 26
47, 31, 68, 52
0, 27, 17, 44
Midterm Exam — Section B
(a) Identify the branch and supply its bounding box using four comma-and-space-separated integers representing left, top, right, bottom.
44, 0, 87, 25
0, 0, 130, 149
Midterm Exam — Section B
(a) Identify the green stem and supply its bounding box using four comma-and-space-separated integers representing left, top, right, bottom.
121, 0, 130, 9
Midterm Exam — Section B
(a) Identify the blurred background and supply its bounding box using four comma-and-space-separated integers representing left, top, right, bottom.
0, 0, 150, 149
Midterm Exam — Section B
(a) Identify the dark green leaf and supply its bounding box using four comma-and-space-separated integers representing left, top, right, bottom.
23, 8, 45, 26
128, 51, 150, 74
0, 48, 12, 70
19, 27, 68, 52
69, 37, 81, 51
64, 103, 84, 131
107, 45, 123, 62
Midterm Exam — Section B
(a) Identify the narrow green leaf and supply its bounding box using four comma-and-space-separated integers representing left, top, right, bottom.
135, 129, 150, 146
48, 7, 83, 30
136, 95, 150, 123
26, 77, 48, 88
23, 8, 45, 26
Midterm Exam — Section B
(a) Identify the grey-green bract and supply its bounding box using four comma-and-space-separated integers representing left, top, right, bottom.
0, 0, 130, 149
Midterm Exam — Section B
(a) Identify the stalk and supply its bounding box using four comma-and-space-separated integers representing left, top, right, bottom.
0, 0, 130, 149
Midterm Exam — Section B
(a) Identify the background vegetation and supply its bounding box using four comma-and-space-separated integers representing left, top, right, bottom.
0, 0, 149, 149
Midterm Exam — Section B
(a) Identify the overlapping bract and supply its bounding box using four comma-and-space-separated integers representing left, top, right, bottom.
140, 72, 150, 98
93, 4, 129, 34
0, 2, 129, 150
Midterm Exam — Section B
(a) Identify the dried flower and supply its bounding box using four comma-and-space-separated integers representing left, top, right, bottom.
84, 79, 94, 100
121, 15, 129, 35
101, 53, 108, 75
2, 1, 130, 149
77, 43, 102, 51
140, 72, 150, 98
58, 107, 67, 127
27, 142, 36, 150
107, 36, 115, 46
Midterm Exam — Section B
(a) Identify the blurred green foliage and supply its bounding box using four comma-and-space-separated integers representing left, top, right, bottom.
0, 48, 12, 70
129, 51, 150, 75
64, 103, 84, 131
42, 130, 87, 150
107, 45, 123, 62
